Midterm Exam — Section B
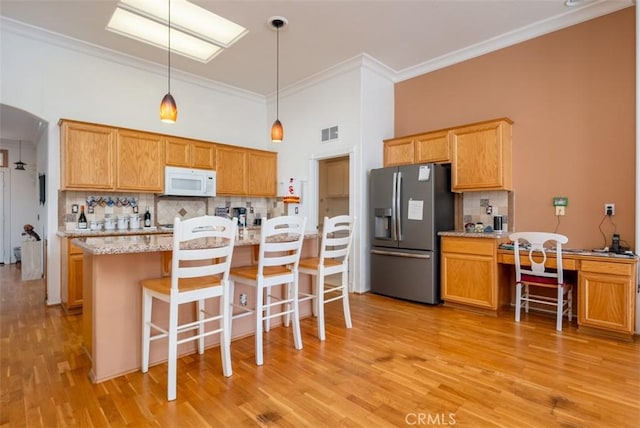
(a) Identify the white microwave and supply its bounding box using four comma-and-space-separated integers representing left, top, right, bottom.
163, 166, 216, 197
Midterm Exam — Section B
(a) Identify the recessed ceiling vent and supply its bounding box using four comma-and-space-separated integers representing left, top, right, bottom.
321, 125, 339, 143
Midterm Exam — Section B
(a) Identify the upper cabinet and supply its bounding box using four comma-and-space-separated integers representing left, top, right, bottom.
415, 130, 451, 164
216, 146, 278, 197
246, 150, 277, 196
383, 118, 512, 192
165, 136, 216, 170
60, 119, 277, 196
116, 130, 164, 192
383, 130, 451, 167
450, 119, 513, 192
60, 120, 116, 190
383, 137, 415, 166
216, 145, 247, 195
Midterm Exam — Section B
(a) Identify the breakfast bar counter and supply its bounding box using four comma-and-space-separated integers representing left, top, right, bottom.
75, 230, 318, 383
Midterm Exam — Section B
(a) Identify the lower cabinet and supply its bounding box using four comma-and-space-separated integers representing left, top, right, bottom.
578, 259, 636, 337
61, 238, 83, 313
441, 236, 501, 311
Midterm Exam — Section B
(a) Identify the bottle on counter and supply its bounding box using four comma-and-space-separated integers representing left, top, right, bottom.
144, 207, 152, 228
78, 205, 88, 229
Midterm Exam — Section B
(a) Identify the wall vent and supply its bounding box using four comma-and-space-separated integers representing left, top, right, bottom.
320, 125, 339, 143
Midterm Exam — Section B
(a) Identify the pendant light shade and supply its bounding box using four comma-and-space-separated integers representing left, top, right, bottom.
271, 119, 283, 143
160, 93, 177, 123
269, 17, 287, 143
14, 140, 26, 171
160, 0, 177, 123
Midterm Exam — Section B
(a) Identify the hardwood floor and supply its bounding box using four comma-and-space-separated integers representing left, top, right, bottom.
1, 262, 639, 427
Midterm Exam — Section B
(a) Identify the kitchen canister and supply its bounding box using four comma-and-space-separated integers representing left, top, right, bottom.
129, 214, 141, 230
116, 216, 128, 230
493, 215, 503, 233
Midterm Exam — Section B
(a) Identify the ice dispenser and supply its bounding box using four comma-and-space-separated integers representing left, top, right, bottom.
374, 208, 393, 239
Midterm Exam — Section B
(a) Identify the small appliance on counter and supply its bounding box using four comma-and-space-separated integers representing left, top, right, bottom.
233, 207, 247, 228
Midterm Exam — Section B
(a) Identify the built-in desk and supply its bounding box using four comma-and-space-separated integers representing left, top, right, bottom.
497, 247, 637, 341
439, 232, 637, 341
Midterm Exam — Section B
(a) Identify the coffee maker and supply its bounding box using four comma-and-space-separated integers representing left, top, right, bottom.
233, 207, 247, 228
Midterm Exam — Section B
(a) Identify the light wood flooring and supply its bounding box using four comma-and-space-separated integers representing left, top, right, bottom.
1, 263, 639, 427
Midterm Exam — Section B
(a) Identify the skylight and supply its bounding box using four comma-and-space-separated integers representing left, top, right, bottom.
106, 0, 247, 63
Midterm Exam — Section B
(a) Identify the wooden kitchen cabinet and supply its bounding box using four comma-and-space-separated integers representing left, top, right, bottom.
450, 118, 513, 192
61, 238, 83, 313
116, 130, 164, 192
441, 236, 502, 312
60, 120, 115, 190
216, 145, 247, 195
247, 149, 277, 196
383, 130, 451, 167
325, 157, 349, 197
578, 259, 636, 337
415, 130, 451, 164
165, 136, 216, 170
383, 136, 414, 166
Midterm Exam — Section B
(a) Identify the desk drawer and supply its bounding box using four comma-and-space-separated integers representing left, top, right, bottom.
500, 253, 577, 270
442, 237, 495, 256
580, 260, 634, 277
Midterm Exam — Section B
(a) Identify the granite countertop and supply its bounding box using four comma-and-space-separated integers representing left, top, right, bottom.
57, 227, 171, 238
72, 229, 318, 256
439, 230, 509, 239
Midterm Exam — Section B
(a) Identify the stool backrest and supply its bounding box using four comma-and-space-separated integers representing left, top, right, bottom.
257, 216, 307, 274
509, 231, 568, 285
319, 215, 356, 265
171, 216, 236, 291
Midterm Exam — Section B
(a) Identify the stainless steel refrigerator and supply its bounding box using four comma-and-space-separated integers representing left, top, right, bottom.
370, 163, 454, 304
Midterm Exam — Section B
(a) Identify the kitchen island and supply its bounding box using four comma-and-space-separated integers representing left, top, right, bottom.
73, 229, 318, 383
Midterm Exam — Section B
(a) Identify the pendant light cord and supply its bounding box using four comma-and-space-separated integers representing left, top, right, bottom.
276, 24, 279, 119
167, 0, 171, 94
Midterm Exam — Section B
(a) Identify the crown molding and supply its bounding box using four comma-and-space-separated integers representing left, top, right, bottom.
395, 0, 634, 83
0, 16, 264, 103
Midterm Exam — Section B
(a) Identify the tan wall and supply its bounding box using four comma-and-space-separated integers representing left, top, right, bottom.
394, 8, 636, 251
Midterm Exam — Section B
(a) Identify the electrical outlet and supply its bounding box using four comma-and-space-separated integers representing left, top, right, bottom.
555, 206, 565, 216
605, 203, 615, 216
239, 293, 248, 306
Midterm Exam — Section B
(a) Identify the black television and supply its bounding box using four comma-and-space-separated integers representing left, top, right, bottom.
38, 173, 45, 205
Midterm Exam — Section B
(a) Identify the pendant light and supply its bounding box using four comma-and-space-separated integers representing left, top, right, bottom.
269, 17, 287, 143
14, 140, 26, 171
160, 0, 177, 123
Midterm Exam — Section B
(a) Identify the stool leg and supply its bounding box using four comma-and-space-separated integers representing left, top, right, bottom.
197, 299, 205, 354
264, 285, 271, 333
556, 285, 563, 332
291, 274, 303, 350
515, 282, 522, 323
317, 269, 326, 341
167, 300, 179, 401
141, 289, 152, 372
220, 284, 232, 377
255, 283, 264, 366
341, 269, 352, 329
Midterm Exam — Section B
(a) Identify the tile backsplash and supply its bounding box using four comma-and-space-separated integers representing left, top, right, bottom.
59, 191, 282, 229
462, 190, 513, 231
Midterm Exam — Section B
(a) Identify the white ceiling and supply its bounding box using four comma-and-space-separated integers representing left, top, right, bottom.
0, 0, 634, 143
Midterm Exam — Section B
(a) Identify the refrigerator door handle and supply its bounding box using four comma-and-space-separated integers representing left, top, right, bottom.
391, 172, 398, 241
396, 171, 403, 241
370, 249, 431, 259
